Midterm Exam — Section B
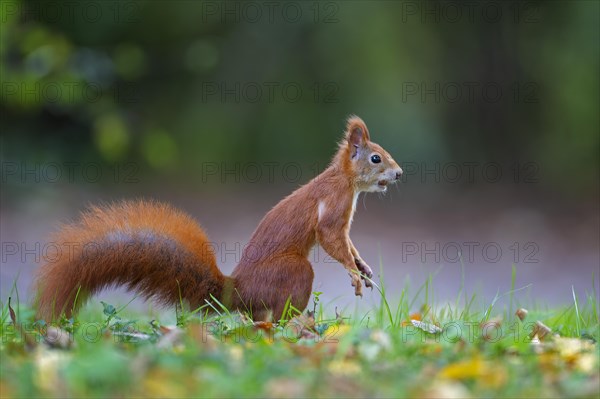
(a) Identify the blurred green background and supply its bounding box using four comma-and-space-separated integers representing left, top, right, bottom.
1, 0, 598, 196
1, 1, 599, 310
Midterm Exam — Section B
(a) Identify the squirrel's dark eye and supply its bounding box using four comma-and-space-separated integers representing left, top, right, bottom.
370, 154, 381, 164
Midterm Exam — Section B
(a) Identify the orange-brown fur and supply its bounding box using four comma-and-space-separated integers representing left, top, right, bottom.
34, 116, 402, 321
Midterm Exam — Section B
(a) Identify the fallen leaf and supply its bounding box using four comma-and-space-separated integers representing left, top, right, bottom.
439, 356, 506, 387
159, 325, 176, 335
328, 359, 362, 376
480, 317, 502, 342
530, 321, 552, 341
285, 313, 316, 340
573, 353, 598, 373
412, 320, 442, 334
253, 321, 274, 332
265, 377, 307, 398
322, 324, 351, 341
515, 308, 528, 321
8, 297, 16, 325
553, 336, 597, 372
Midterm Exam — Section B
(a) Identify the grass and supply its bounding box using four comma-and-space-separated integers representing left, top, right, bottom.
0, 270, 599, 398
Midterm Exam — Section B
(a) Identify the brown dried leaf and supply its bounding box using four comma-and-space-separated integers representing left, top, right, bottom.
8, 297, 16, 325
480, 317, 502, 342
530, 321, 552, 341
159, 324, 176, 335
5, 297, 37, 350
253, 321, 274, 332
515, 308, 528, 321
286, 313, 316, 339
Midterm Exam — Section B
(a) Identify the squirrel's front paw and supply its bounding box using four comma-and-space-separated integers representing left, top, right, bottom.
350, 273, 363, 297
355, 258, 374, 289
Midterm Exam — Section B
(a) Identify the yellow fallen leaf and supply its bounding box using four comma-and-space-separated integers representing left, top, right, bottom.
328, 359, 362, 376
440, 357, 486, 380
322, 324, 351, 341
554, 336, 595, 357
439, 356, 506, 388
553, 336, 597, 372
574, 353, 598, 373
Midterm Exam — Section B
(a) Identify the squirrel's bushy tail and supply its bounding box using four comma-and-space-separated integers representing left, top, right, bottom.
34, 200, 226, 320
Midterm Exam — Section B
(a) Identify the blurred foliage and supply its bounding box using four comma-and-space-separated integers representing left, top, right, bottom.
0, 0, 598, 193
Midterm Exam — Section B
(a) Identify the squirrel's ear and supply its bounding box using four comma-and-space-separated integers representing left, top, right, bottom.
346, 115, 371, 151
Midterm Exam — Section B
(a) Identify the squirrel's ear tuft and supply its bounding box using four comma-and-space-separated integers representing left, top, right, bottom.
346, 115, 371, 148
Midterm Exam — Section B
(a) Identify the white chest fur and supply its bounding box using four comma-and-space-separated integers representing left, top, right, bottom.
349, 192, 359, 224
317, 201, 326, 222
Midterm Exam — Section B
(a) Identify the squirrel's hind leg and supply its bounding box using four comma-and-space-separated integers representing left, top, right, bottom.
235, 256, 314, 322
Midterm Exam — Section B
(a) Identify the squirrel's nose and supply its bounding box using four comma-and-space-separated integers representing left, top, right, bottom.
395, 168, 403, 180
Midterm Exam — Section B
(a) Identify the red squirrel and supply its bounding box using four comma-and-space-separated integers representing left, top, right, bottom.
35, 116, 403, 321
